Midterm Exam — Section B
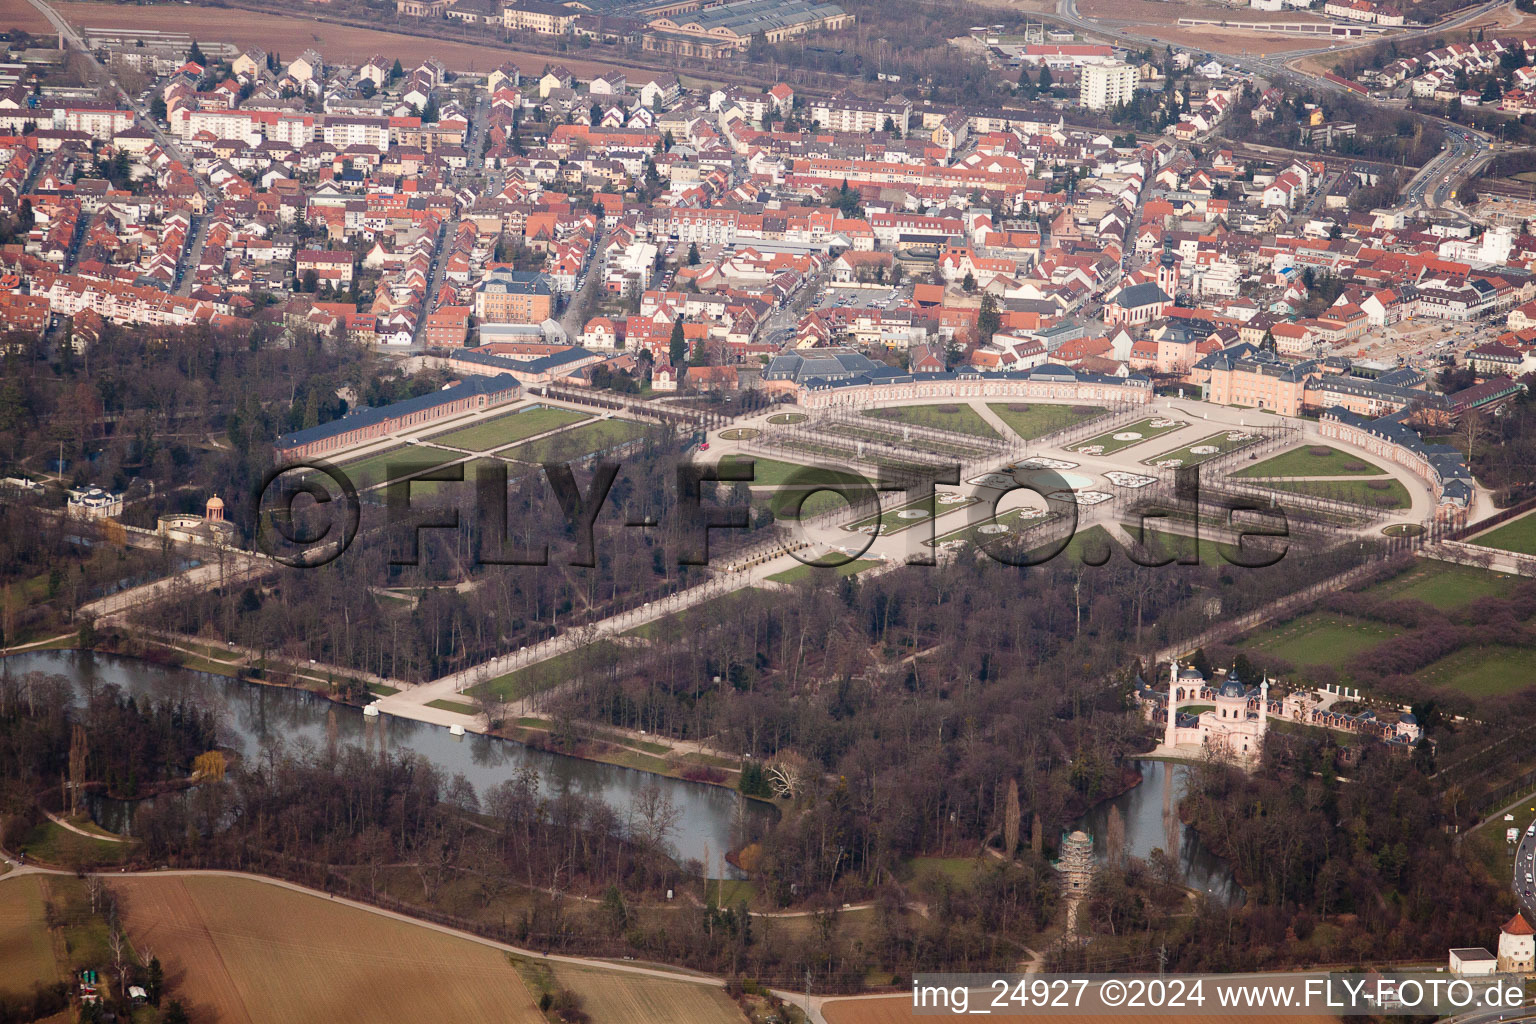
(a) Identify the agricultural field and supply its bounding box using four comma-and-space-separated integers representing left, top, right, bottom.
1233, 445, 1387, 478
1142, 429, 1262, 469
844, 494, 979, 536
1238, 612, 1402, 669
549, 965, 747, 1024
823, 995, 1340, 1024
0, 877, 58, 995
1415, 644, 1536, 698
1069, 417, 1187, 456
862, 404, 999, 438
114, 875, 545, 1024
501, 417, 647, 463
1361, 562, 1519, 610
1473, 511, 1536, 556
425, 405, 589, 452
1254, 476, 1410, 510
987, 403, 1104, 441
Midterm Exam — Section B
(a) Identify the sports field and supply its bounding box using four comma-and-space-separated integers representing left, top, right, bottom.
1142, 430, 1261, 469
0, 877, 58, 995
987, 403, 1103, 440
1238, 613, 1401, 668
426, 406, 589, 451
1473, 511, 1536, 556
862, 404, 998, 438
1069, 417, 1186, 456
113, 875, 544, 1024
1233, 445, 1387, 478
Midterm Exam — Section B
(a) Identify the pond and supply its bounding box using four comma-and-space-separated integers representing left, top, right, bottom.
1076, 759, 1244, 907
3, 650, 774, 876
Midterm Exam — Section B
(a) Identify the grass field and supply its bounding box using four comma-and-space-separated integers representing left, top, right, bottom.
718, 454, 860, 489
114, 876, 544, 1024
767, 413, 808, 424
1474, 512, 1536, 556
862, 404, 999, 438
425, 406, 589, 452
1362, 562, 1518, 610
1233, 445, 1387, 478
1255, 476, 1410, 510
1069, 417, 1186, 456
339, 445, 462, 490
549, 965, 746, 1024
1239, 613, 1401, 669
501, 418, 646, 463
18, 820, 131, 868
466, 640, 622, 702
1142, 430, 1261, 469
844, 495, 979, 536
929, 506, 1056, 548
987, 403, 1104, 440
0, 877, 59, 995
1417, 644, 1536, 698
767, 559, 880, 584
426, 698, 480, 715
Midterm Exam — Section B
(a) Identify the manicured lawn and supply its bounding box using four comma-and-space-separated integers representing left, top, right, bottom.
366, 682, 399, 696
1257, 476, 1411, 510
766, 412, 807, 424
1475, 512, 1536, 556
425, 405, 589, 451
1363, 562, 1518, 610
906, 856, 983, 884
18, 820, 131, 868
1418, 644, 1536, 697
758, 487, 863, 522
717, 454, 860, 488
767, 558, 880, 584
862, 403, 999, 438
1239, 612, 1402, 669
1026, 524, 1119, 566
465, 640, 623, 702
426, 698, 480, 715
1142, 429, 1262, 468
987, 403, 1104, 440
843, 494, 979, 536
1069, 416, 1187, 456
338, 445, 462, 490
928, 506, 1057, 548
501, 418, 647, 463
1233, 444, 1388, 478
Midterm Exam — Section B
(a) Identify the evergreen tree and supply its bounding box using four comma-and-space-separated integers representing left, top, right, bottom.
977, 293, 1000, 342
687, 242, 699, 266
188, 40, 206, 65
668, 316, 686, 367
390, 59, 404, 82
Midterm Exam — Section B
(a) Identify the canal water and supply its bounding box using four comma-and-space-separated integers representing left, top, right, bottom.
1077, 760, 1244, 907
3, 649, 773, 876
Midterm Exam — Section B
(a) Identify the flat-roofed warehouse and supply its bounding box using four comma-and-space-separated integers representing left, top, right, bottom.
644, 0, 852, 57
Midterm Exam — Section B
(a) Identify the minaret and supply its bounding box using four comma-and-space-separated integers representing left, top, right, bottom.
1259, 676, 1270, 738
1165, 660, 1178, 748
